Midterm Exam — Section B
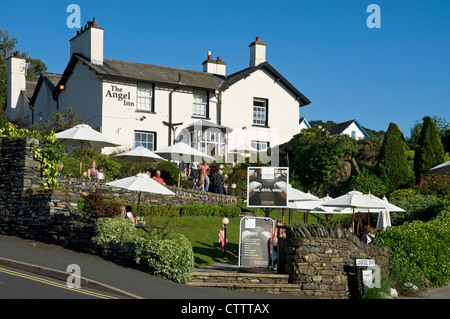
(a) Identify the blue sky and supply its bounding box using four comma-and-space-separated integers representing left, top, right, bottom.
1, 0, 449, 137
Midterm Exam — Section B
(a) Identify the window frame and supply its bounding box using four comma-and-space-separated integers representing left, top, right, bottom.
192, 90, 210, 119
136, 84, 155, 112
134, 130, 157, 151
252, 98, 269, 127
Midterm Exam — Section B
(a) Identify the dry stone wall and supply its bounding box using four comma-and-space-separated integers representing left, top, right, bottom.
284, 224, 389, 299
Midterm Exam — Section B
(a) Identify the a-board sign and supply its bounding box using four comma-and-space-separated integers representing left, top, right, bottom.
247, 167, 289, 208
238, 217, 275, 270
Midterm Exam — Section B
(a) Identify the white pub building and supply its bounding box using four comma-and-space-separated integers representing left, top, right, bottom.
4, 19, 311, 163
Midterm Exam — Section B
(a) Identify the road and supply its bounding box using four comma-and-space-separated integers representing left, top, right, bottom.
0, 265, 125, 299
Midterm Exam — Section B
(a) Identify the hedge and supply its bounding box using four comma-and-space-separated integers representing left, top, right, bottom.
91, 217, 194, 283
149, 203, 241, 218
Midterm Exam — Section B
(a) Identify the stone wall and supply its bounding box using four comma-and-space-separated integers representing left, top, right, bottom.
0, 137, 95, 251
58, 180, 238, 208
284, 224, 389, 299
0, 137, 238, 252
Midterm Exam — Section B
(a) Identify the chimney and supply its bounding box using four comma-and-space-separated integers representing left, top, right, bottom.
202, 51, 226, 76
70, 18, 103, 65
249, 36, 266, 67
5, 52, 27, 120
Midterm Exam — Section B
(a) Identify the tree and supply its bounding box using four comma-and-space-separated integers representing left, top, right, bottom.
409, 115, 449, 151
0, 30, 18, 60
377, 122, 414, 192
414, 116, 445, 183
19, 52, 47, 82
281, 128, 358, 194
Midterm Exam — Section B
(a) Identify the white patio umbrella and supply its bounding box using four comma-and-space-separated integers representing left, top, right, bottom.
322, 190, 386, 231
106, 173, 174, 213
430, 160, 450, 175
229, 144, 259, 156
288, 185, 320, 202
358, 194, 404, 229
115, 145, 167, 173
55, 124, 122, 176
155, 142, 215, 163
155, 142, 215, 186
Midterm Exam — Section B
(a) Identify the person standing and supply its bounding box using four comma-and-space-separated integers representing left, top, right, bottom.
198, 160, 210, 191
213, 169, 225, 194
87, 161, 98, 181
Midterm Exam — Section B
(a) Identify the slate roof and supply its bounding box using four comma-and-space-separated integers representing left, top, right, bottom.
29, 72, 62, 106
328, 119, 370, 138
220, 61, 311, 106
57, 54, 224, 92
53, 54, 311, 107
21, 82, 38, 100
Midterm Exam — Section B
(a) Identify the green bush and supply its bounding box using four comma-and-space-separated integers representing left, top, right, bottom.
347, 167, 387, 197
91, 217, 194, 283
91, 217, 138, 244
146, 203, 240, 218
388, 188, 418, 201
389, 194, 442, 225
134, 233, 195, 283
373, 195, 450, 290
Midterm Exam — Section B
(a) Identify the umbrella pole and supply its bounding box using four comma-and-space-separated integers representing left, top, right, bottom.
137, 191, 142, 215
79, 141, 84, 178
352, 207, 355, 233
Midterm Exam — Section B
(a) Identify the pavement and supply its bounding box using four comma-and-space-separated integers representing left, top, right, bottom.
0, 235, 299, 300
1, 234, 449, 300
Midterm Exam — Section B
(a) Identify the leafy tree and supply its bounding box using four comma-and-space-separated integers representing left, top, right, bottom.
281, 128, 357, 194
348, 167, 387, 197
0, 55, 6, 108
377, 123, 414, 192
442, 128, 450, 154
19, 52, 47, 82
414, 116, 445, 183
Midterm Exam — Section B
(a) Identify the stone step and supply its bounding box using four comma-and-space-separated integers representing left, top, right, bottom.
187, 271, 301, 295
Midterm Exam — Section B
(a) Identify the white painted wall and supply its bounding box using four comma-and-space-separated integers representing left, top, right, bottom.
56, 60, 103, 129
340, 122, 367, 140
32, 81, 58, 126
6, 56, 31, 122
220, 68, 300, 152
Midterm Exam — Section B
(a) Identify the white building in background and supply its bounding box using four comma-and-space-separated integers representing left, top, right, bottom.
327, 119, 370, 140
4, 19, 311, 163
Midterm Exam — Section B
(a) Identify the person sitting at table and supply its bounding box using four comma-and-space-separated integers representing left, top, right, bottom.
152, 170, 166, 185
124, 205, 136, 225
192, 179, 205, 191
97, 165, 105, 180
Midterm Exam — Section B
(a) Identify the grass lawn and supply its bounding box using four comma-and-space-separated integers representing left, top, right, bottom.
136, 209, 352, 269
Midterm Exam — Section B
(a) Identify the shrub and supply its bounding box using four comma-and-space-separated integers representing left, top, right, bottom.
147, 203, 240, 218
373, 197, 450, 290
418, 173, 450, 198
388, 188, 418, 201
79, 188, 123, 218
91, 217, 195, 283
347, 167, 387, 197
389, 194, 442, 225
91, 217, 138, 244
134, 233, 195, 283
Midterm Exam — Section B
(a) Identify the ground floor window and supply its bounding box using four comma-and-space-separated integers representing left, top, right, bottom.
135, 131, 156, 150
251, 140, 269, 151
